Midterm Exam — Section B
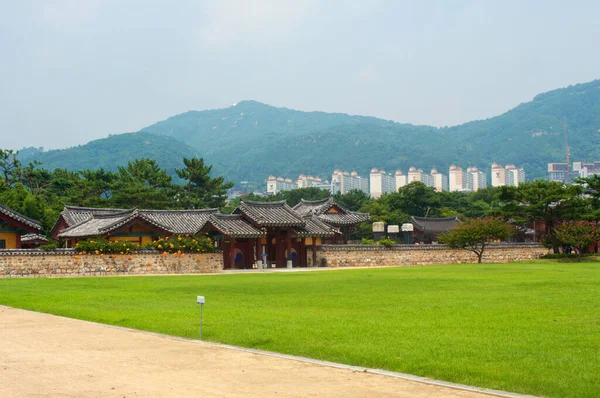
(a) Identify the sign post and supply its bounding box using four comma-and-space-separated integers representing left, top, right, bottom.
197, 296, 205, 340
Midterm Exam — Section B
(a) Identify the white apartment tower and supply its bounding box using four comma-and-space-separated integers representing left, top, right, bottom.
430, 168, 448, 192
395, 170, 407, 190
491, 163, 506, 187
332, 170, 369, 195
504, 164, 525, 187
370, 168, 396, 199
466, 167, 487, 191
267, 176, 298, 195
449, 165, 465, 192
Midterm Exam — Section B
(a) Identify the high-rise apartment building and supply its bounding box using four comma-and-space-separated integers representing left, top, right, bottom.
504, 164, 525, 187
466, 166, 487, 191
430, 168, 448, 192
491, 163, 506, 187
369, 168, 396, 198
267, 176, 298, 195
395, 170, 407, 190
449, 165, 465, 192
332, 170, 369, 195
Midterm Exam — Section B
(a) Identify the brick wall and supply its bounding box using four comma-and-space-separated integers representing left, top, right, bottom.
312, 243, 548, 268
0, 250, 222, 278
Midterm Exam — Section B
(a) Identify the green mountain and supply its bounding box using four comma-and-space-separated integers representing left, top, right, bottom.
21, 80, 600, 185
19, 132, 200, 175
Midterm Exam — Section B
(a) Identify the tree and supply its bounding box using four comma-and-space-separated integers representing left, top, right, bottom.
175, 157, 233, 209
497, 181, 588, 253
334, 189, 371, 211
0, 149, 22, 187
112, 159, 175, 208
439, 217, 514, 263
554, 221, 600, 262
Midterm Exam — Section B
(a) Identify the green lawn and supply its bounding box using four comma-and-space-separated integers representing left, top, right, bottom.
1, 262, 599, 397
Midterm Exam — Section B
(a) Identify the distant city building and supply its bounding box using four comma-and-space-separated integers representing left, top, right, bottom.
548, 163, 570, 182
573, 161, 600, 178
369, 168, 396, 198
332, 170, 369, 195
466, 166, 487, 191
395, 170, 407, 190
266, 176, 298, 195
504, 164, 525, 187
430, 168, 448, 192
448, 165, 465, 192
491, 163, 506, 187
296, 174, 328, 188
490, 163, 525, 186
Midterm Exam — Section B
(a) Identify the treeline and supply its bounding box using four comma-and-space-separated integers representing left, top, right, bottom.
0, 149, 233, 231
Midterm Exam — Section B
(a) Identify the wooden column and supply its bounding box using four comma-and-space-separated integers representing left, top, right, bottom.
16, 233, 22, 249
312, 239, 317, 267
276, 229, 283, 267
231, 238, 236, 269
300, 237, 306, 267
285, 228, 292, 267
222, 239, 230, 270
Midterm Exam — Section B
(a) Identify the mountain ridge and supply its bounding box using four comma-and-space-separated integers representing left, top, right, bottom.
18, 79, 600, 186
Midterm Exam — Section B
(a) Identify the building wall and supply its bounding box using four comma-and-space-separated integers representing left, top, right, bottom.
0, 252, 222, 278
0, 231, 18, 249
313, 244, 548, 268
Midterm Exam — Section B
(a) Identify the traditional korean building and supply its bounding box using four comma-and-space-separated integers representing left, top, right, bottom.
293, 197, 370, 243
52, 206, 219, 247
410, 216, 460, 244
0, 204, 43, 249
21, 234, 49, 249
50, 198, 369, 269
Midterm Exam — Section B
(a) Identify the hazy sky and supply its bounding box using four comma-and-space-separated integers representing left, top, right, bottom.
1, 0, 599, 150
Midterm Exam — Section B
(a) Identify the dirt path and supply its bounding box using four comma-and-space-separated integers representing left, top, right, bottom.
0, 307, 514, 398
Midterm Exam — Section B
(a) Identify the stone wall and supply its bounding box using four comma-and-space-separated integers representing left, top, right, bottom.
313, 243, 548, 268
0, 250, 222, 278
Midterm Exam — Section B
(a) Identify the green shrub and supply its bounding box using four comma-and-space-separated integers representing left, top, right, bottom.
378, 238, 396, 248
143, 234, 217, 253
74, 239, 139, 254
361, 238, 375, 245
39, 241, 59, 250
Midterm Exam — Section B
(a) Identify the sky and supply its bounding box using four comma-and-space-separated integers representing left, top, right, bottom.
1, 0, 599, 150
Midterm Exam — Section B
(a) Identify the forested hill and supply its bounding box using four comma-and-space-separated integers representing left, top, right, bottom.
20, 79, 600, 185
18, 132, 200, 175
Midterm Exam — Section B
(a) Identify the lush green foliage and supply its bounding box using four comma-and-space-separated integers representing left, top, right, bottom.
440, 217, 514, 263
143, 235, 217, 253
0, 154, 233, 233
74, 239, 139, 254
2, 263, 600, 397
554, 221, 600, 261
17, 80, 600, 185
376, 238, 396, 247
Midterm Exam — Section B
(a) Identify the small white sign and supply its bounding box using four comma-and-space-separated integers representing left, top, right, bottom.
197, 296, 205, 304
387, 225, 400, 233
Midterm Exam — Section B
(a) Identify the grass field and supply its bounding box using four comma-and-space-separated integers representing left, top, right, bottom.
1, 262, 599, 397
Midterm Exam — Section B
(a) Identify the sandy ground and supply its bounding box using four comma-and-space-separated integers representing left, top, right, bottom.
0, 307, 505, 398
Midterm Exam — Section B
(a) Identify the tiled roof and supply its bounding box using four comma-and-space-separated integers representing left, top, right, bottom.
293, 198, 370, 226
21, 234, 49, 243
138, 209, 219, 234
202, 214, 265, 238
235, 200, 305, 227
293, 197, 346, 216
410, 216, 460, 233
0, 203, 42, 231
56, 206, 219, 238
316, 211, 371, 226
294, 216, 340, 237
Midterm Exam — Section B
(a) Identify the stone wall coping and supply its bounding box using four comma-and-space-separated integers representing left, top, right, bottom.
0, 248, 222, 256
317, 242, 545, 251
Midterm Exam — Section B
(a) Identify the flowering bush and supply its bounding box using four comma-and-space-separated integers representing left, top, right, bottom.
74, 239, 139, 254
143, 235, 217, 253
